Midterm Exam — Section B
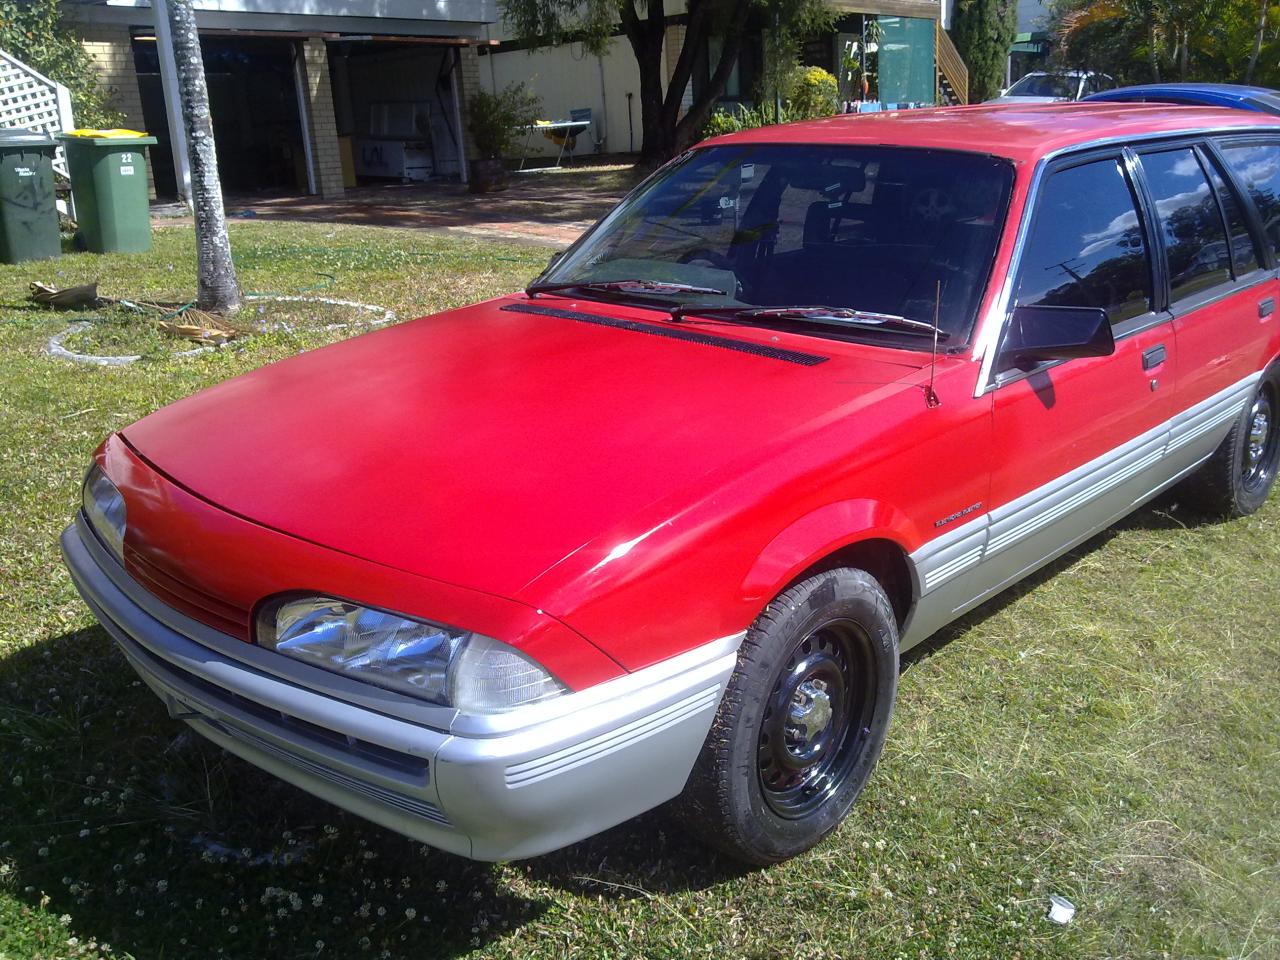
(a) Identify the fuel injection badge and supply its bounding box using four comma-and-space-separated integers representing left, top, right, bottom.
935, 502, 983, 528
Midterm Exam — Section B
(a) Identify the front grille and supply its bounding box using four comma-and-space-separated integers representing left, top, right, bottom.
156, 650, 430, 783
123, 640, 450, 825
124, 545, 250, 640
202, 717, 449, 825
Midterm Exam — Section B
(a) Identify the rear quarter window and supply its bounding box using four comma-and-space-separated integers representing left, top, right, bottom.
1138, 148, 1233, 302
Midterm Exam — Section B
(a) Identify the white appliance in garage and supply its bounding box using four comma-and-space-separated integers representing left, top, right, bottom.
354, 138, 433, 180
354, 100, 461, 181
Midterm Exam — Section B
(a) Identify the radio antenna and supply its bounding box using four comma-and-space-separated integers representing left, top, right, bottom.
924, 279, 941, 409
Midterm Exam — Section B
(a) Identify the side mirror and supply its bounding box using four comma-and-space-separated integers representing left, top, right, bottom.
999, 304, 1115, 372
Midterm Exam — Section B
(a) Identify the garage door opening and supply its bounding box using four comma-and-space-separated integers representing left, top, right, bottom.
133, 35, 310, 200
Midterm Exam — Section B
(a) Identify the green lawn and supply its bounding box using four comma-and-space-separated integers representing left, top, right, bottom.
1, 221, 1276, 960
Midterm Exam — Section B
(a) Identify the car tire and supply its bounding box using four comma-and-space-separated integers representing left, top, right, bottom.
1179, 366, 1280, 518
676, 568, 898, 865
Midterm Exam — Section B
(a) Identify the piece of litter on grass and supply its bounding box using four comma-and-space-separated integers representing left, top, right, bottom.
1046, 895, 1076, 925
29, 281, 100, 309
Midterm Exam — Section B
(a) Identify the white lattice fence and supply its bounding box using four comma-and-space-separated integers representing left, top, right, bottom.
0, 48, 75, 179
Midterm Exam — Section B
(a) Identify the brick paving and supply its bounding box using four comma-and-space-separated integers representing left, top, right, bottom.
157, 163, 640, 248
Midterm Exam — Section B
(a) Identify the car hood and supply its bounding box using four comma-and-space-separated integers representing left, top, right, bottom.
122, 296, 925, 599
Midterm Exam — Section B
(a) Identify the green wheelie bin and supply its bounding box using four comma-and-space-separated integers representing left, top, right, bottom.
0, 128, 61, 263
58, 129, 158, 253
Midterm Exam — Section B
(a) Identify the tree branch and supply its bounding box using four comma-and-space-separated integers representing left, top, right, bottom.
672, 20, 744, 149
661, 0, 711, 126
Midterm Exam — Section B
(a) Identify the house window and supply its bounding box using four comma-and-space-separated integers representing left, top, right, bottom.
708, 37, 741, 99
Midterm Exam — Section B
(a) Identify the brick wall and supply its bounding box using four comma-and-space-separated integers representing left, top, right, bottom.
456, 45, 481, 174
664, 25, 691, 113
76, 23, 146, 130
300, 39, 345, 199
76, 23, 155, 196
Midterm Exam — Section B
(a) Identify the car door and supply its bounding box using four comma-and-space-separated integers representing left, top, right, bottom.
972, 151, 1180, 604
1130, 142, 1273, 474
1151, 138, 1280, 471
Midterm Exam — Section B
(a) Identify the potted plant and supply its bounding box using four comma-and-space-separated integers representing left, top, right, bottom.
467, 82, 542, 193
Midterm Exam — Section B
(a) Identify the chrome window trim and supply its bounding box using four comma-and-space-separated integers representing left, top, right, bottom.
972, 123, 1280, 398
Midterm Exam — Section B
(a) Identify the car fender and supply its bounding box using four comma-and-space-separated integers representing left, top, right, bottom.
740, 498, 920, 604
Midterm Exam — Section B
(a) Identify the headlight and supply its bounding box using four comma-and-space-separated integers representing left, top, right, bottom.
256, 596, 566, 714
82, 464, 126, 559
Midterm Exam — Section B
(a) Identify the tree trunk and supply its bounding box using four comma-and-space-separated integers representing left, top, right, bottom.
622, 0, 675, 165
672, 21, 745, 153
1147, 9, 1161, 81
621, 0, 749, 164
165, 0, 240, 314
1245, 0, 1267, 83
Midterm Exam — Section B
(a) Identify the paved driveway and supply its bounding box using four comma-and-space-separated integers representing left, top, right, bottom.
200, 164, 639, 248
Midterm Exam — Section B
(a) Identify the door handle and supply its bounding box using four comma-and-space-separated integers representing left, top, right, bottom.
1260, 297, 1276, 318
1142, 344, 1167, 371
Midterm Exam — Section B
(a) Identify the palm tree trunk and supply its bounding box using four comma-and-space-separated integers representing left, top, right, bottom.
165, 0, 240, 314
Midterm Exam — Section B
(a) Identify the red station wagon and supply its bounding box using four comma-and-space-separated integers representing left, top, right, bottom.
63, 103, 1280, 865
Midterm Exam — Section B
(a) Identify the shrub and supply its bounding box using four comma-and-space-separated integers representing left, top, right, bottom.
699, 103, 802, 141
786, 66, 840, 119
0, 0, 124, 129
701, 109, 743, 139
467, 82, 543, 159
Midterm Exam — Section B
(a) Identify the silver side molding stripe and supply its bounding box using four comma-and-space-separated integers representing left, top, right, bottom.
986, 443, 1165, 556
913, 371, 1260, 596
503, 684, 723, 787
922, 545, 984, 592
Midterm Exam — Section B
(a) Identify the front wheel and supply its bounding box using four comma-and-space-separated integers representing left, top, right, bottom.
676, 568, 898, 865
1179, 368, 1280, 517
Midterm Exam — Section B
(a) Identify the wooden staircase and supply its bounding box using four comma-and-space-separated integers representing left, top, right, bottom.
935, 21, 968, 106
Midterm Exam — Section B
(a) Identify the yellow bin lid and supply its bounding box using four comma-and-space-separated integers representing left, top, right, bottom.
64, 128, 148, 138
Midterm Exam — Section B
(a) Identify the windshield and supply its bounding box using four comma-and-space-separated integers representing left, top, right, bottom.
538, 144, 1014, 344
1006, 74, 1081, 99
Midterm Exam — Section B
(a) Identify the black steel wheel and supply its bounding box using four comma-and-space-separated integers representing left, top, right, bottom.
1180, 368, 1280, 517
676, 568, 898, 865
756, 620, 877, 819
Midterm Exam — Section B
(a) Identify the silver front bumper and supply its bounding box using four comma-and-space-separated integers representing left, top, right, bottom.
61, 516, 740, 860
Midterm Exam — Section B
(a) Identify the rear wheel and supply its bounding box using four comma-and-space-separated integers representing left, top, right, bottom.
1180, 368, 1280, 517
676, 568, 898, 865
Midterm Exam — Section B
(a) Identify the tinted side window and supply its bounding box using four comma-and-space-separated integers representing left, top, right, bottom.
1139, 148, 1232, 302
1220, 141, 1280, 260
1014, 158, 1151, 325
1202, 150, 1261, 276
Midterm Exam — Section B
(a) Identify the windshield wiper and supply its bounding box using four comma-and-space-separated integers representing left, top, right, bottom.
668, 304, 950, 340
527, 278, 727, 298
